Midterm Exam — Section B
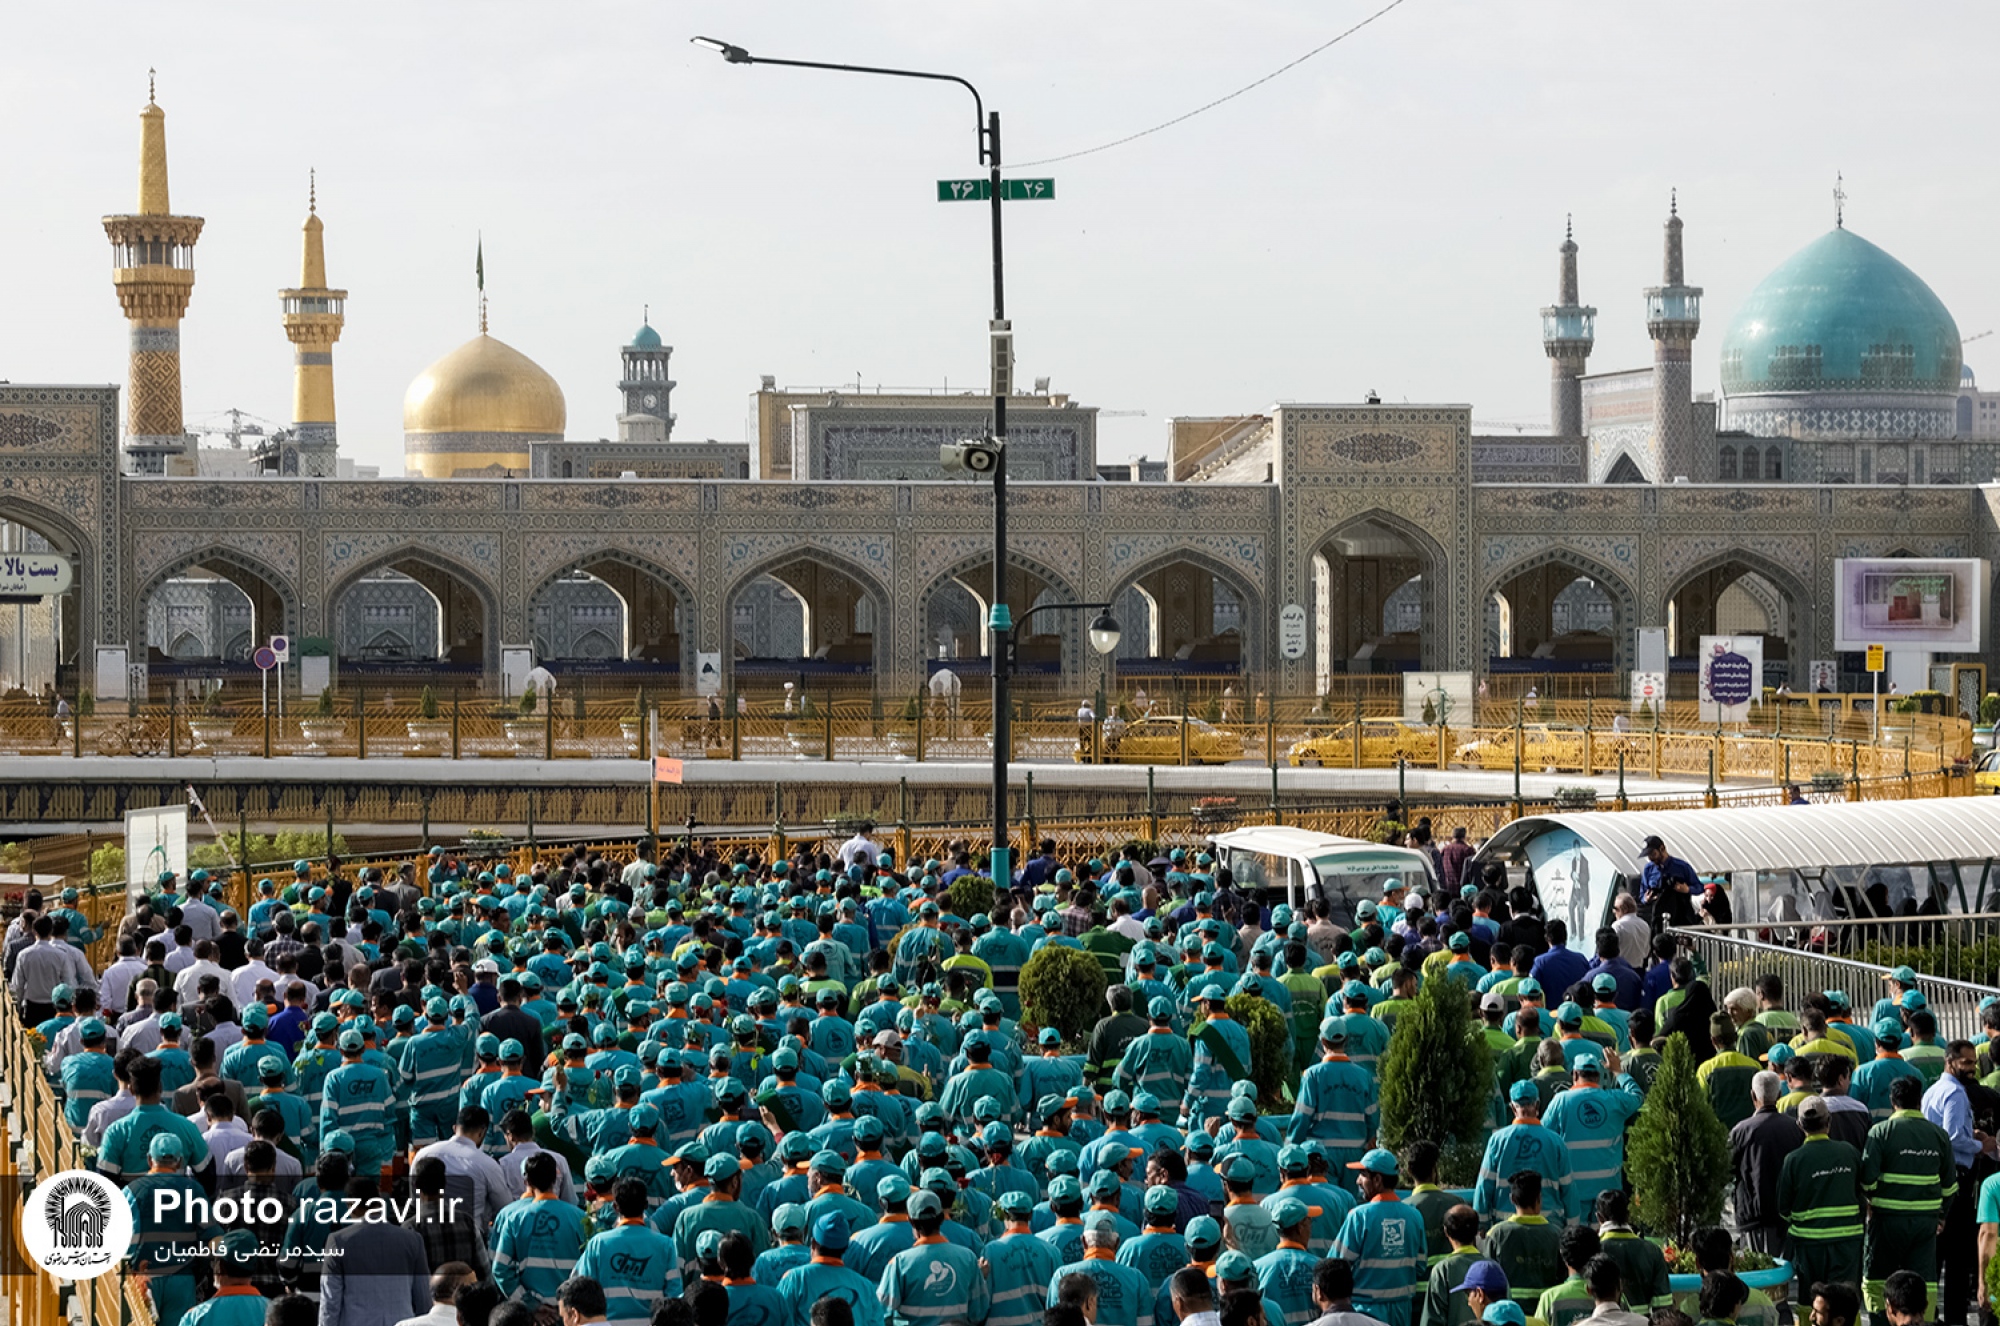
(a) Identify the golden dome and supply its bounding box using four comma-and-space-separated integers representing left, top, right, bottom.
402, 333, 566, 437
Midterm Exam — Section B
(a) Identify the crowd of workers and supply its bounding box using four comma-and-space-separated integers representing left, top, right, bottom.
2, 827, 1994, 1326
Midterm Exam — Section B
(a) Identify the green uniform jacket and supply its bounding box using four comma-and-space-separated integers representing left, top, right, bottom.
1776, 1134, 1863, 1243
1859, 1108, 1958, 1216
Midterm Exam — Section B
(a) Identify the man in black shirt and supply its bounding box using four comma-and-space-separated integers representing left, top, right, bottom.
480, 977, 544, 1069
1729, 1069, 1803, 1257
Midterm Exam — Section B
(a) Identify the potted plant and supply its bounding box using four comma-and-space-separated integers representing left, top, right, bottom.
788, 690, 824, 759
298, 687, 345, 755
186, 687, 235, 751
504, 683, 544, 756
619, 702, 646, 757
885, 696, 919, 759
407, 685, 451, 751
1552, 784, 1597, 811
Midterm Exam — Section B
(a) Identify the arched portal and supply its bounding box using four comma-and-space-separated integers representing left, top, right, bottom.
1312, 515, 1438, 677
1109, 552, 1258, 678
918, 554, 1082, 678
138, 548, 298, 671
1667, 554, 1805, 682
1483, 551, 1636, 675
527, 554, 692, 671
724, 549, 890, 680
330, 551, 496, 672
0, 512, 84, 694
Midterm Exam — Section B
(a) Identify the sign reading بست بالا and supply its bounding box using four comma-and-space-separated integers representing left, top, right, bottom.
0, 553, 72, 597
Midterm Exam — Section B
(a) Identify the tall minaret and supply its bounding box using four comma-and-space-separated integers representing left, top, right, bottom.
1643, 191, 1703, 481
616, 311, 676, 443
102, 73, 204, 475
279, 172, 347, 476
1540, 216, 1595, 437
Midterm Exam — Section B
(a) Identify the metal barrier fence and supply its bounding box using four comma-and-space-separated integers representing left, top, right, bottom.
1678, 914, 2000, 978
6, 693, 1967, 770
1666, 924, 2000, 1042
0, 989, 157, 1326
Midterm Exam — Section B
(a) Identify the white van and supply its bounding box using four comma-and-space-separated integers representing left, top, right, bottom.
1209, 825, 1439, 923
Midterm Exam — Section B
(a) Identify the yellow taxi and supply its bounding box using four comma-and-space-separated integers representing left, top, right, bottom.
1078, 715, 1246, 765
1975, 747, 2000, 792
1288, 717, 1437, 768
1453, 723, 1584, 771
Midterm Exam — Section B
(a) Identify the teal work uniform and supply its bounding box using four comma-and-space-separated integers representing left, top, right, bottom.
879, 1238, 990, 1326
98, 1103, 210, 1181
247, 1089, 313, 1158
1338, 1013, 1392, 1076
1269, 1179, 1355, 1255
152, 1046, 197, 1098
843, 1217, 916, 1282
124, 1171, 213, 1326
1287, 1055, 1379, 1183
398, 1026, 465, 1142
575, 1220, 683, 1326
988, 1230, 1060, 1326
1049, 1255, 1153, 1326
722, 1281, 788, 1326
318, 1062, 394, 1175
60, 1049, 118, 1129
1331, 1194, 1428, 1326
1852, 1055, 1925, 1123
221, 1038, 290, 1090
1118, 1227, 1190, 1285
178, 1288, 268, 1326
479, 1074, 539, 1152
1540, 1081, 1641, 1223
1256, 1242, 1323, 1326
491, 1194, 586, 1304
938, 1064, 1019, 1125
777, 1258, 884, 1326
754, 1242, 812, 1288
1225, 1199, 1280, 1260
1187, 1015, 1252, 1127
290, 1041, 343, 1134
673, 1193, 771, 1267
1474, 1121, 1573, 1224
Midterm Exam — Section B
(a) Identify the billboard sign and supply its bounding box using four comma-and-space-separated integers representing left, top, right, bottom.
125, 806, 188, 899
1698, 634, 1763, 723
1833, 558, 1988, 652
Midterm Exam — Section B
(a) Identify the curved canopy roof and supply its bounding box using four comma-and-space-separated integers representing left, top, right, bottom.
1720, 228, 1961, 399
1475, 796, 2000, 877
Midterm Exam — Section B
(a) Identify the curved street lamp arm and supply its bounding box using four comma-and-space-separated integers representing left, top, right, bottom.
690, 39, 988, 162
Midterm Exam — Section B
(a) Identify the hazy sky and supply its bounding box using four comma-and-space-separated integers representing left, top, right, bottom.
3, 2, 1994, 475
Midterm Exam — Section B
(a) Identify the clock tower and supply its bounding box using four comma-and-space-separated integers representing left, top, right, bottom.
617, 315, 675, 443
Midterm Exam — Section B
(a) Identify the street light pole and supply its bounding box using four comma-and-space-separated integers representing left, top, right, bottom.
693, 36, 1019, 880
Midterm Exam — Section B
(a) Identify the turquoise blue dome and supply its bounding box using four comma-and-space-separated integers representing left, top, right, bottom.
1720, 228, 1960, 398
629, 322, 663, 349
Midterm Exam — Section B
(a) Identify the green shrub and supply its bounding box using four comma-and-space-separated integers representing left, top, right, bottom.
1224, 992, 1294, 1111
1982, 693, 2000, 726
315, 687, 335, 717
1378, 963, 1493, 1184
1853, 937, 2000, 986
89, 844, 125, 885
1626, 1033, 1730, 1244
945, 874, 997, 921
419, 686, 439, 720
519, 683, 537, 714
1019, 944, 1107, 1048
77, 690, 95, 718
187, 829, 349, 872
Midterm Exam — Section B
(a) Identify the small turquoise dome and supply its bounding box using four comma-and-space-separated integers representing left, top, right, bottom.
1720, 228, 1960, 398
629, 321, 662, 349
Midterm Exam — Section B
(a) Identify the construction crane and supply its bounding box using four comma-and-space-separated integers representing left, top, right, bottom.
1099, 410, 1147, 418
189, 407, 278, 448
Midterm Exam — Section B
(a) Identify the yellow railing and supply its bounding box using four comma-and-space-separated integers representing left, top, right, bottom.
0, 993, 156, 1326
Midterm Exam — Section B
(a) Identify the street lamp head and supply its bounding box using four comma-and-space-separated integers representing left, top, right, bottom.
1087, 610, 1122, 657
690, 36, 753, 63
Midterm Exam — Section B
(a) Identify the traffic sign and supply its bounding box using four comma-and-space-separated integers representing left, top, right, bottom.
937, 178, 1055, 202
1278, 604, 1308, 660
1866, 644, 1885, 673
253, 647, 278, 671
269, 635, 290, 658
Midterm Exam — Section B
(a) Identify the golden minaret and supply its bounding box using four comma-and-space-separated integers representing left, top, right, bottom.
279, 172, 346, 476
101, 72, 204, 474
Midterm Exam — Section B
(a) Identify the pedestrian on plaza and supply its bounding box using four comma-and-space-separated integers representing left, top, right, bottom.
1728, 1071, 1803, 1257
1776, 1096, 1864, 1292
1636, 836, 1700, 932
1924, 1038, 1996, 1324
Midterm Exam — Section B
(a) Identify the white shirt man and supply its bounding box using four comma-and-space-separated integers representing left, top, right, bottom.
1611, 893, 1651, 970
181, 894, 222, 944
44, 1017, 118, 1075
100, 949, 147, 1016
411, 1127, 513, 1231
837, 831, 884, 868
497, 1137, 576, 1206
221, 1141, 302, 1180
173, 951, 230, 1003
201, 1112, 253, 1159
231, 953, 280, 1009
84, 1087, 139, 1148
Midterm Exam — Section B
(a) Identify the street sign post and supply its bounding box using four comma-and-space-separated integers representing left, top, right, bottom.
937, 178, 1054, 202
1867, 643, 1886, 740
254, 647, 278, 718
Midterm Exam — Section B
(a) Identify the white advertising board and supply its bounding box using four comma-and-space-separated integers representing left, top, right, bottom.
1833, 558, 1989, 652
1278, 604, 1308, 661
1698, 634, 1763, 723
125, 805, 188, 899
1402, 672, 1473, 726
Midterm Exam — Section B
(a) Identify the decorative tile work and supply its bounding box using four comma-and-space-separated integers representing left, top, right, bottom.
323, 531, 503, 588
1481, 535, 1638, 578
521, 532, 701, 594
131, 530, 302, 594
124, 481, 304, 510
323, 482, 501, 511
1658, 535, 1816, 590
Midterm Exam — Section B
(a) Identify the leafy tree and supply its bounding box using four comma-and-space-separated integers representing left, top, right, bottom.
1625, 1033, 1730, 1244
945, 873, 997, 922
1224, 992, 1295, 1111
1019, 944, 1107, 1048
1378, 966, 1494, 1184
